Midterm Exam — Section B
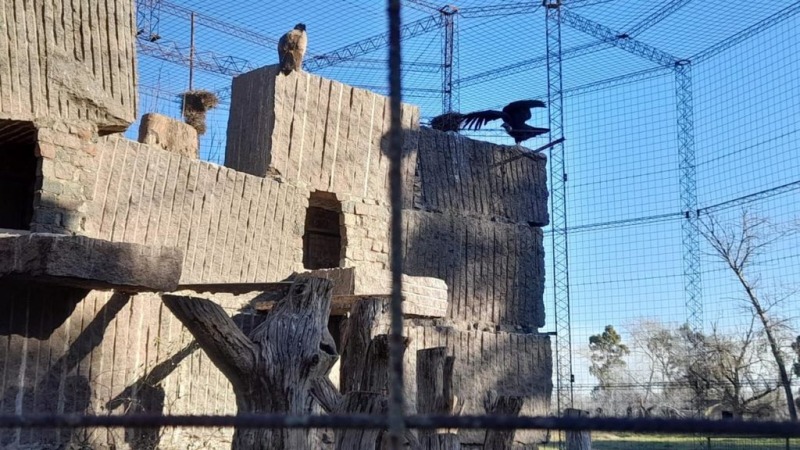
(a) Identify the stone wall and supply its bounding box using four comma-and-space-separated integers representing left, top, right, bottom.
412, 127, 549, 226
1, 54, 552, 448
0, 0, 137, 133
226, 65, 419, 205
404, 210, 545, 328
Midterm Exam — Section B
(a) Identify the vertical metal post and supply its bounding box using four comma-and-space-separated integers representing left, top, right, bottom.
387, 0, 406, 449
675, 61, 701, 334
545, 0, 573, 445
189, 12, 196, 91
440, 5, 458, 113
676, 58, 704, 450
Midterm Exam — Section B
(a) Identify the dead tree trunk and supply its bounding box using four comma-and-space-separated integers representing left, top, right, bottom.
336, 333, 414, 449
340, 297, 387, 393
161, 278, 338, 450
482, 392, 524, 450
416, 347, 459, 443
335, 392, 388, 449
420, 434, 460, 450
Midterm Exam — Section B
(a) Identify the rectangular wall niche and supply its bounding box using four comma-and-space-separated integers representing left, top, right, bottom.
0, 120, 38, 231
303, 191, 345, 270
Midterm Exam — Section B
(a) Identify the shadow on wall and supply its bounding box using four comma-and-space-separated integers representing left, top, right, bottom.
380, 127, 552, 445
0, 282, 87, 339
107, 340, 201, 450
0, 290, 131, 448
380, 127, 547, 328
102, 310, 266, 450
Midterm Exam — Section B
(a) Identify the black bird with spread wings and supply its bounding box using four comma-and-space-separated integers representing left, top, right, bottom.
460, 99, 549, 144
430, 100, 549, 145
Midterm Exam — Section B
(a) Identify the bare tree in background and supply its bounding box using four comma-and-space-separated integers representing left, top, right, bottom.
698, 209, 798, 420
686, 320, 781, 417
629, 320, 688, 417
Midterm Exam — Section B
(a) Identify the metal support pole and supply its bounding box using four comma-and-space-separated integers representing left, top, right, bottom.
544, 0, 574, 437
188, 12, 195, 91
387, 0, 406, 449
440, 5, 458, 113
674, 61, 702, 333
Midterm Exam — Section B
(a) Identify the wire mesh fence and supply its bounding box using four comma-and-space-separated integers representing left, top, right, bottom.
129, 0, 800, 426
1, 0, 799, 448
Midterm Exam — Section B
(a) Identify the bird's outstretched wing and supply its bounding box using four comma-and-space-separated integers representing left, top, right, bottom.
502, 100, 546, 123
460, 110, 508, 131
430, 112, 464, 132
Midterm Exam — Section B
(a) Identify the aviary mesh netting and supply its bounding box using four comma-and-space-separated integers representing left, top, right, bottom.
131, 0, 800, 419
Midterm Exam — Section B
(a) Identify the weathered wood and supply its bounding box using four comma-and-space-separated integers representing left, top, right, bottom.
482, 392, 524, 450
362, 334, 391, 394
161, 277, 338, 450
417, 347, 458, 439
334, 392, 388, 450
420, 434, 460, 450
565, 408, 591, 450
310, 376, 343, 413
340, 298, 385, 393
344, 332, 410, 395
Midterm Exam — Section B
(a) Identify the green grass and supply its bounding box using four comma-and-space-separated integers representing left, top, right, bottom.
537, 433, 798, 449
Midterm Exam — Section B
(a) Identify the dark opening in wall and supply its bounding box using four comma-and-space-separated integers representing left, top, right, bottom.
303, 191, 345, 270
0, 120, 37, 231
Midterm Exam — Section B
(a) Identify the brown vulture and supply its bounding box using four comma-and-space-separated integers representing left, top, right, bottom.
431, 100, 549, 145
278, 23, 307, 75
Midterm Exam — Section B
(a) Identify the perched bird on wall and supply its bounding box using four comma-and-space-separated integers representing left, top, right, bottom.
460, 100, 549, 145
278, 23, 308, 75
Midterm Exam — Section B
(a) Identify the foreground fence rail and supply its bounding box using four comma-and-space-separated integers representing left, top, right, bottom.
1, 414, 799, 437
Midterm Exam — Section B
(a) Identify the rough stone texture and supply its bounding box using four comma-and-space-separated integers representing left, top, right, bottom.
404, 210, 546, 329
0, 233, 182, 292
39, 135, 310, 284
138, 113, 199, 158
0, 287, 241, 449
225, 65, 420, 204
412, 127, 549, 226
0, 1, 137, 133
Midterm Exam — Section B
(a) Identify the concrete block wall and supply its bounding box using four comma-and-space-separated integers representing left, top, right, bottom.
412, 127, 549, 225
403, 209, 545, 329
340, 197, 391, 271
223, 66, 549, 328
31, 128, 308, 284
0, 0, 137, 133
85, 136, 307, 284
226, 65, 420, 205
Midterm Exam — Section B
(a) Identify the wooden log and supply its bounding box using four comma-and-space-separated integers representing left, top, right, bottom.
420, 434, 460, 450
362, 334, 391, 394
565, 408, 591, 450
161, 277, 338, 450
340, 297, 385, 393
482, 392, 524, 450
334, 392, 387, 450
310, 377, 342, 413
416, 347, 458, 439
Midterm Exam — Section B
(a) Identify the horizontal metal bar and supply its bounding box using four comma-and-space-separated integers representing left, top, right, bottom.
2, 414, 800, 437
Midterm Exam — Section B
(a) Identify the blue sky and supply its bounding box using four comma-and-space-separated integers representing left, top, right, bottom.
128, 0, 800, 394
